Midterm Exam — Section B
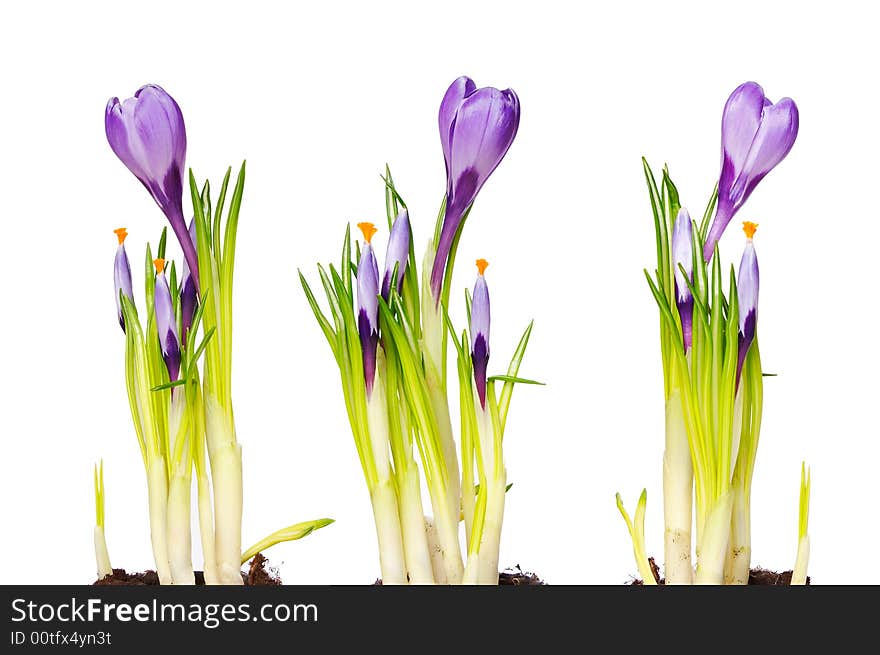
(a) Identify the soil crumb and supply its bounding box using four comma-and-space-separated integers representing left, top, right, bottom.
375, 565, 544, 585
629, 557, 810, 585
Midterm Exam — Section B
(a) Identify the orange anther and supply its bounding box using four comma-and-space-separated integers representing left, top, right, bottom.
357, 222, 378, 244
476, 258, 489, 275
153, 258, 166, 274
113, 228, 128, 245
743, 221, 758, 239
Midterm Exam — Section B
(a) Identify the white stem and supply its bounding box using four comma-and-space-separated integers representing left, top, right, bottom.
791, 535, 810, 585
694, 491, 734, 585
477, 475, 506, 585
723, 487, 751, 585
427, 487, 464, 584
425, 363, 462, 538
205, 398, 243, 586
167, 469, 194, 585
663, 388, 693, 584
146, 458, 172, 584
166, 392, 194, 585
462, 465, 475, 548
370, 479, 407, 584
196, 469, 219, 584
461, 553, 480, 585
211, 443, 243, 585
424, 518, 448, 584
398, 467, 434, 584
93, 526, 112, 579
365, 379, 410, 584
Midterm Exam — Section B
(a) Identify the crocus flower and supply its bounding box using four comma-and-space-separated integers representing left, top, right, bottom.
105, 85, 198, 290
736, 222, 760, 386
179, 219, 198, 344
356, 223, 380, 395
381, 209, 411, 300
113, 228, 134, 332
153, 258, 181, 382
704, 82, 798, 260
470, 259, 491, 409
431, 77, 520, 300
672, 209, 694, 350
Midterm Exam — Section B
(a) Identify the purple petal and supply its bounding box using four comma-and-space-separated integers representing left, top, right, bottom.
356, 243, 379, 333
671, 209, 694, 350
719, 82, 766, 204
180, 274, 197, 346
470, 271, 490, 354
381, 209, 411, 299
163, 328, 181, 383
730, 98, 799, 205
736, 238, 759, 387
472, 334, 489, 409
358, 309, 379, 396
356, 242, 380, 393
439, 77, 476, 183
431, 85, 520, 299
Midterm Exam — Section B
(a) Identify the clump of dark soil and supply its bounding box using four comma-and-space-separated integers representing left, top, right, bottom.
629, 557, 809, 585
499, 565, 544, 585
93, 553, 280, 586
374, 565, 544, 585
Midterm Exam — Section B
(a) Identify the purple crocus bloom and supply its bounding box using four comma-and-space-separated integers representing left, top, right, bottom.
153, 258, 181, 382
381, 209, 411, 300
470, 259, 491, 409
356, 223, 380, 395
736, 222, 759, 387
704, 82, 799, 260
105, 85, 198, 291
113, 228, 134, 332
179, 219, 198, 345
430, 77, 520, 300
672, 209, 694, 350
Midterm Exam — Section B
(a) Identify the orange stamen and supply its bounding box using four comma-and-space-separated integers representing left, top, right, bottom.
114, 227, 128, 245
743, 221, 758, 239
476, 258, 489, 275
357, 222, 378, 244
153, 258, 166, 274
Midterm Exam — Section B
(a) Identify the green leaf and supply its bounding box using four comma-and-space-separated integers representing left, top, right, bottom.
151, 379, 187, 392
488, 375, 545, 386
298, 270, 337, 352
157, 226, 168, 260
240, 519, 335, 564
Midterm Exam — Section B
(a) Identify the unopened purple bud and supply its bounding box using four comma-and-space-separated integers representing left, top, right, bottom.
736, 223, 760, 387
470, 259, 491, 409
381, 209, 411, 300
672, 209, 694, 350
113, 228, 134, 332
153, 258, 181, 382
356, 223, 380, 395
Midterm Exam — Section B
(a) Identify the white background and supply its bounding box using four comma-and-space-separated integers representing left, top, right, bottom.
1, 1, 877, 584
